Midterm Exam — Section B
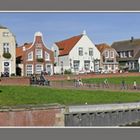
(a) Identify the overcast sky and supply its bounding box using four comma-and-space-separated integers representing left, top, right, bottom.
0, 12, 140, 48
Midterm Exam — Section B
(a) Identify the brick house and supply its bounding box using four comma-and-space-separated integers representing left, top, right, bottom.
0, 25, 16, 76
52, 31, 100, 74
16, 32, 54, 76
111, 37, 140, 72
96, 43, 119, 73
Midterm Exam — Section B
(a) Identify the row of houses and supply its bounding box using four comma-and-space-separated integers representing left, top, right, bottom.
1, 25, 140, 77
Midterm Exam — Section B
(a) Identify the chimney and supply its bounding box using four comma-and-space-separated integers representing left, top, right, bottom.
130, 36, 134, 42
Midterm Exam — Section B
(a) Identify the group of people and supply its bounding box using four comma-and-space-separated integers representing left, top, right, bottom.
104, 79, 138, 90
74, 77, 83, 87
73, 77, 138, 90
30, 72, 50, 86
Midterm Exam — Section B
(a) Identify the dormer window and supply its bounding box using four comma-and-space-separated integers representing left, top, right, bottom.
27, 52, 33, 61
36, 49, 42, 58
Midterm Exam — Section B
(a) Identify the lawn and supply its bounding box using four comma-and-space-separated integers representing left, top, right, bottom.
82, 76, 140, 85
0, 86, 140, 106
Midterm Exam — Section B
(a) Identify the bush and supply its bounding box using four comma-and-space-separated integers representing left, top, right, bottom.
3, 53, 11, 59
64, 69, 72, 74
36, 58, 44, 62
11, 73, 16, 76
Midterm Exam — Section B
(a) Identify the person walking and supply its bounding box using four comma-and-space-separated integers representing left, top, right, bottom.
121, 79, 126, 90
133, 80, 137, 90
104, 79, 109, 88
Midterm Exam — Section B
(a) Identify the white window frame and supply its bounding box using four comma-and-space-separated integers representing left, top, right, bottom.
79, 47, 83, 56
3, 32, 9, 37
45, 51, 50, 61
105, 51, 109, 58
110, 51, 114, 58
35, 64, 43, 74
73, 60, 80, 71
27, 52, 33, 61
36, 49, 42, 59
3, 43, 10, 53
26, 64, 33, 76
89, 48, 93, 56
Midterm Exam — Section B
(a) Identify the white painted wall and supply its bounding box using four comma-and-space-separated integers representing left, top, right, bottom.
0, 28, 16, 76
52, 33, 100, 74
69, 34, 100, 73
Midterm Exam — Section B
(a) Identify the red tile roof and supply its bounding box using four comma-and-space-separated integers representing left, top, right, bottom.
16, 43, 32, 59
55, 34, 83, 56
96, 43, 112, 53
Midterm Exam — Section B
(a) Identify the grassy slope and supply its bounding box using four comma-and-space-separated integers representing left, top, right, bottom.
83, 76, 140, 84
0, 86, 140, 106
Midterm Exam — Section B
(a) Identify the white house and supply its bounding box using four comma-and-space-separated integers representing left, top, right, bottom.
0, 25, 16, 76
52, 31, 100, 74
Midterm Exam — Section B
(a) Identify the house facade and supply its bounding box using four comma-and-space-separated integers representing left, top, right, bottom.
111, 37, 140, 72
96, 43, 119, 73
16, 32, 54, 76
0, 25, 16, 76
52, 31, 100, 74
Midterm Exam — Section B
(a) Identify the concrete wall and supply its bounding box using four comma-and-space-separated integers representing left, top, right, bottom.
0, 104, 65, 126
65, 103, 140, 126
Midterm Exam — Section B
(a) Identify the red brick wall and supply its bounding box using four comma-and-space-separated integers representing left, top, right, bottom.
0, 106, 65, 126
0, 77, 30, 86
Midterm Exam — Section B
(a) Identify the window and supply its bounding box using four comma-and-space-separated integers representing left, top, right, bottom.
3, 43, 10, 53
26, 64, 33, 76
45, 52, 50, 61
35, 43, 42, 48
105, 51, 109, 58
54, 50, 57, 57
73, 60, 80, 71
27, 52, 33, 61
110, 51, 114, 58
79, 48, 83, 56
35, 64, 43, 74
120, 52, 123, 58
36, 49, 42, 58
84, 60, 90, 71
89, 48, 93, 56
3, 32, 9, 37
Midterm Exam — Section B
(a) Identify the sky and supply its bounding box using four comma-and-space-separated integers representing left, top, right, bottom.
1, 12, 140, 48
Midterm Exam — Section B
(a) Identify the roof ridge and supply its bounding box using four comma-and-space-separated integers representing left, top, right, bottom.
55, 34, 83, 44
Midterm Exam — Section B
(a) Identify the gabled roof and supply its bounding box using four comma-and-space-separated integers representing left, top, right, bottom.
111, 38, 140, 59
16, 43, 32, 59
111, 38, 140, 51
55, 34, 83, 56
96, 43, 112, 53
